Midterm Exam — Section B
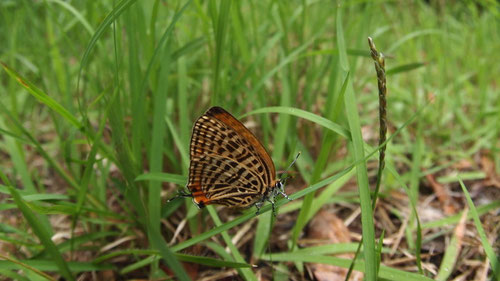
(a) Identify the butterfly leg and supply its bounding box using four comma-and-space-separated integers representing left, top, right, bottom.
278, 184, 292, 201
254, 195, 267, 215
280, 191, 291, 201
255, 201, 264, 215
266, 197, 277, 216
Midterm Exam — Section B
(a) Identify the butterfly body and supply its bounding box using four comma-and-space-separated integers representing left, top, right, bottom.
186, 106, 286, 211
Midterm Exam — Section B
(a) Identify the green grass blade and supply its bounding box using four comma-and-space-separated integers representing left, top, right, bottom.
148, 223, 191, 281
245, 106, 350, 139
146, 47, 191, 278
435, 210, 466, 281
135, 173, 186, 186
211, 0, 231, 104
0, 255, 55, 281
458, 177, 500, 280
0, 260, 113, 272
175, 253, 252, 268
386, 62, 427, 76
77, 0, 137, 90
46, 0, 94, 34
259, 253, 433, 281
207, 207, 257, 281
337, 5, 376, 279
1, 178, 74, 281
95, 249, 251, 269
290, 73, 349, 251
1, 63, 82, 129
138, 0, 192, 95
0, 101, 80, 191
166, 117, 190, 173
422, 200, 500, 229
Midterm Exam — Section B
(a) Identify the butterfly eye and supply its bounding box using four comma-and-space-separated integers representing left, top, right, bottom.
275, 181, 283, 189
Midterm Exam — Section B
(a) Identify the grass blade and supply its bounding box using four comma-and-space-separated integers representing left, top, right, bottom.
337, 4, 376, 279
1, 176, 74, 281
1, 63, 82, 129
458, 177, 500, 280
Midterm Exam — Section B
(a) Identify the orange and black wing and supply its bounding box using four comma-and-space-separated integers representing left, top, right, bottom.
186, 106, 276, 208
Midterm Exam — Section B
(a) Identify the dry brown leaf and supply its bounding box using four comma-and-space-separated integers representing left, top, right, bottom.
305, 209, 362, 281
480, 151, 500, 188
425, 173, 456, 215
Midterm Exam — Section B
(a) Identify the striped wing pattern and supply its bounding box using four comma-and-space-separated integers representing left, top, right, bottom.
186, 106, 277, 208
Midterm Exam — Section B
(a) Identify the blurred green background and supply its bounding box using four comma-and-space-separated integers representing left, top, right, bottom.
0, 0, 499, 280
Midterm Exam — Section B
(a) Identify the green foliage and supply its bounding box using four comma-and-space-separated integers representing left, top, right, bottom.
0, 0, 499, 280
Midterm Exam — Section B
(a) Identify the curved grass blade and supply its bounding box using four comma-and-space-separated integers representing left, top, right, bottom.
0, 255, 55, 281
207, 207, 257, 281
335, 5, 376, 278
135, 173, 186, 186
95, 249, 251, 269
386, 62, 427, 76
458, 177, 500, 280
259, 253, 433, 281
1, 63, 82, 129
46, 0, 94, 34
245, 106, 350, 139
1, 178, 74, 281
77, 0, 137, 91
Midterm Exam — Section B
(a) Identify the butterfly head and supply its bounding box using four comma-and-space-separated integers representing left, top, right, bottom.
275, 180, 284, 192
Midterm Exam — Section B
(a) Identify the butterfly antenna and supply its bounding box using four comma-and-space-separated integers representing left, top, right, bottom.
279, 152, 301, 183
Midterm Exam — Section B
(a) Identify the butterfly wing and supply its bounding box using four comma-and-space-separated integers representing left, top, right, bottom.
193, 154, 265, 207
186, 106, 276, 207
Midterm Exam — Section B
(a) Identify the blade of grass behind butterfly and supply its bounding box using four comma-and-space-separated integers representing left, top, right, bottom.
337, 5, 376, 279
165, 118, 190, 174
124, 6, 148, 168
207, 207, 258, 281
230, 1, 251, 65
44, 2, 80, 180
252, 69, 293, 259
138, 0, 192, 103
106, 85, 147, 225
177, 55, 190, 164
76, 0, 137, 118
146, 42, 189, 279
244, 107, 350, 139
210, 0, 231, 105
290, 62, 348, 252
241, 32, 318, 111
251, 0, 298, 254
164, 116, 199, 223
71, 88, 113, 252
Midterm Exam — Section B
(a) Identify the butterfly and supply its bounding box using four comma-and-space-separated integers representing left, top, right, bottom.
179, 106, 298, 214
